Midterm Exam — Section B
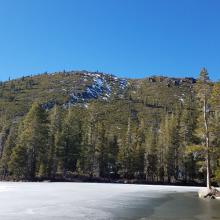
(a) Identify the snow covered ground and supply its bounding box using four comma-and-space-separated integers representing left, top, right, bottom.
0, 182, 219, 220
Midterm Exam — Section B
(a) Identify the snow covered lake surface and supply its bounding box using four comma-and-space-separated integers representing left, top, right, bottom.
0, 182, 220, 220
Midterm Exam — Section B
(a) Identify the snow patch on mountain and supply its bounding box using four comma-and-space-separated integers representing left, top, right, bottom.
64, 72, 128, 106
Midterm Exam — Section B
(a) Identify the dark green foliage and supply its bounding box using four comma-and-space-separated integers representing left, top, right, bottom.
0, 70, 219, 184
0, 124, 18, 178
47, 105, 62, 178
57, 108, 82, 176
9, 103, 48, 180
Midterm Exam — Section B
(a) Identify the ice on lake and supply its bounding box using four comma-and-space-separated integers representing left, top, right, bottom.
0, 182, 220, 220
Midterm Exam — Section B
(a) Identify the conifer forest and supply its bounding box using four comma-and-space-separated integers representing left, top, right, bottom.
0, 68, 219, 185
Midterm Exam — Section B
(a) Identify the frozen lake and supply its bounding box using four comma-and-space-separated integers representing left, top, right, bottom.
0, 182, 220, 220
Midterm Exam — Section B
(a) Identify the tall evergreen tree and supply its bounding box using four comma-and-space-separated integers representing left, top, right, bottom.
57, 108, 82, 177
210, 82, 220, 182
195, 68, 212, 189
0, 124, 18, 179
47, 105, 62, 178
9, 103, 48, 180
118, 110, 134, 179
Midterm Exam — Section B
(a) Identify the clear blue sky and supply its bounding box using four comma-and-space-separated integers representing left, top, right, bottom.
0, 0, 220, 81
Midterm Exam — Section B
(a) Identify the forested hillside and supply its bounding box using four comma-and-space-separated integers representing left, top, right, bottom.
0, 69, 219, 185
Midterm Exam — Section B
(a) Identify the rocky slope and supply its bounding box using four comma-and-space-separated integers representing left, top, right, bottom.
0, 70, 196, 126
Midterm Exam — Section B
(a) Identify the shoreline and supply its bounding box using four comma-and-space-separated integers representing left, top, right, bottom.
0, 177, 207, 187
0, 181, 207, 192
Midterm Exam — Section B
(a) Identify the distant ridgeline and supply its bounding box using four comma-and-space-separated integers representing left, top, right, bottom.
0, 70, 219, 184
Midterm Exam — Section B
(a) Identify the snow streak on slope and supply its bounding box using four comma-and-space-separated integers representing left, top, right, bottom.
68, 72, 127, 105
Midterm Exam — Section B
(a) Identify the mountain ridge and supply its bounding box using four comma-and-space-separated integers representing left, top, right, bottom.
0, 70, 197, 122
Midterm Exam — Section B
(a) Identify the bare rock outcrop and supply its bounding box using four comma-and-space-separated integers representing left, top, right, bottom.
198, 187, 220, 199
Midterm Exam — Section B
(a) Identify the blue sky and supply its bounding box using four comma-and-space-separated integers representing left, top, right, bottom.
0, 0, 219, 81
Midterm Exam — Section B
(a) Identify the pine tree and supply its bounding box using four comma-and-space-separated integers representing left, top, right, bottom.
132, 119, 145, 179
145, 126, 158, 182
195, 68, 212, 189
9, 103, 48, 180
57, 108, 82, 177
107, 135, 119, 178
169, 113, 181, 182
0, 124, 18, 179
82, 108, 98, 177
0, 125, 10, 158
158, 111, 181, 183
210, 82, 220, 182
158, 116, 168, 182
118, 109, 134, 179
95, 122, 108, 177
47, 105, 62, 178
180, 94, 198, 182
